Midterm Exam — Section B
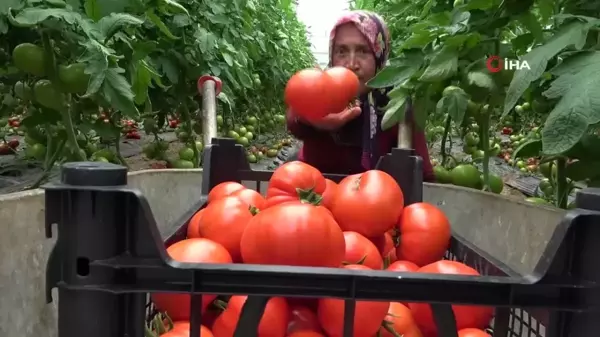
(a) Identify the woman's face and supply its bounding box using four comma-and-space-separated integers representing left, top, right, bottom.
331, 23, 377, 95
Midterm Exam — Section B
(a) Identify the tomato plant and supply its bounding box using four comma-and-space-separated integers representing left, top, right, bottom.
0, 0, 315, 186
354, 0, 600, 209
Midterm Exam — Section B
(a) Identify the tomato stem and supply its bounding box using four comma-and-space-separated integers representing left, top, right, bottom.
440, 114, 452, 165
249, 205, 260, 215
479, 105, 491, 192
555, 157, 568, 209
40, 31, 84, 161
178, 92, 200, 168
296, 187, 323, 205
381, 320, 403, 337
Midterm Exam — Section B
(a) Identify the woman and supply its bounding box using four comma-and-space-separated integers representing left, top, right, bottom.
286, 10, 434, 181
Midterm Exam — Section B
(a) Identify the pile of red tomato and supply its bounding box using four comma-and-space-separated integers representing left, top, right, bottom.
284, 67, 359, 121
150, 161, 494, 337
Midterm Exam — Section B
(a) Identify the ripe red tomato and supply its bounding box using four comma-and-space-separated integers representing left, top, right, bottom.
265, 161, 327, 208
321, 178, 338, 209
195, 196, 255, 262
409, 261, 494, 337
151, 239, 232, 321
212, 296, 289, 337
318, 265, 390, 337
186, 209, 205, 238
240, 202, 345, 267
162, 322, 213, 337
285, 69, 336, 121
386, 260, 419, 272
343, 231, 383, 269
369, 232, 397, 263
230, 188, 266, 209
207, 181, 245, 203
325, 67, 360, 111
458, 328, 491, 337
330, 170, 404, 237
288, 305, 322, 334
395, 203, 451, 267
381, 302, 422, 337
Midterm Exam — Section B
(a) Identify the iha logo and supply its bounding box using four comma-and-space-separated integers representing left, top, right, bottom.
486, 55, 531, 73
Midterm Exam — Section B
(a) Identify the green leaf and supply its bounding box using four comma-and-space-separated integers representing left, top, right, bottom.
194, 27, 217, 52
512, 139, 542, 160
542, 110, 588, 155
540, 55, 600, 155
381, 90, 410, 131
503, 21, 592, 116
463, 0, 495, 10
97, 13, 143, 40
83, 0, 101, 21
101, 67, 138, 117
159, 0, 188, 15
435, 90, 468, 124
418, 46, 458, 82
10, 7, 83, 26
131, 61, 152, 105
145, 9, 178, 39
367, 64, 418, 89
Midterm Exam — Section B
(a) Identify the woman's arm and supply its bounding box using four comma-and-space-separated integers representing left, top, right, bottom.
286, 109, 325, 140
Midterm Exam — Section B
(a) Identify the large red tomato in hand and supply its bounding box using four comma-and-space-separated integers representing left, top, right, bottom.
212, 296, 289, 337
194, 196, 256, 261
324, 67, 360, 112
152, 239, 232, 321
207, 181, 245, 203
330, 170, 404, 237
396, 202, 451, 267
317, 265, 390, 337
285, 69, 336, 121
343, 231, 383, 269
265, 161, 326, 208
381, 302, 422, 337
240, 202, 345, 267
409, 261, 494, 337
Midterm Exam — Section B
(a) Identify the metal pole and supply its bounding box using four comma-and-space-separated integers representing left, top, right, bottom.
201, 81, 218, 147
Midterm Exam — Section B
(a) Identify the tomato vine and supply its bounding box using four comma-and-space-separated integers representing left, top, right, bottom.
0, 0, 313, 184
354, 0, 600, 209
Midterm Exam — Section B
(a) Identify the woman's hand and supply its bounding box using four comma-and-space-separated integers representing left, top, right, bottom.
307, 106, 362, 131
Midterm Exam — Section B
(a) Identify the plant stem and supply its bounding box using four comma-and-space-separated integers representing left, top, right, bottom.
555, 157, 568, 208
479, 108, 491, 191
179, 100, 200, 167
30, 139, 66, 189
41, 31, 84, 161
440, 114, 452, 165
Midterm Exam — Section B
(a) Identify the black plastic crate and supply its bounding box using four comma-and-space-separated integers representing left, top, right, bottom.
44, 138, 600, 337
